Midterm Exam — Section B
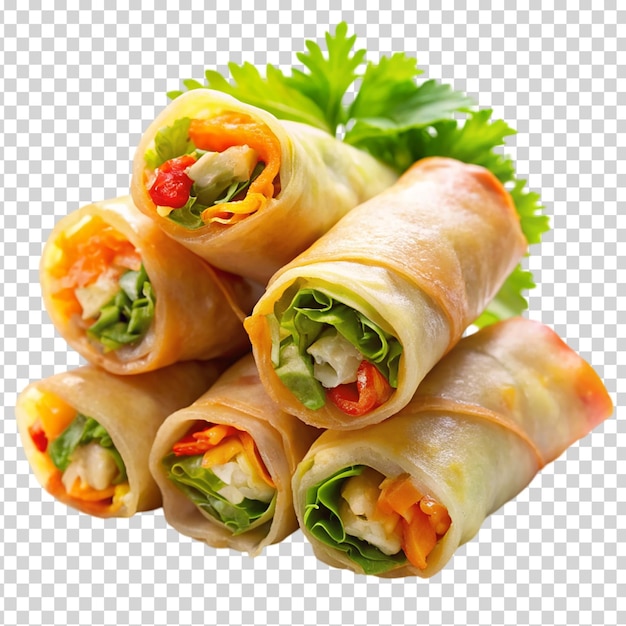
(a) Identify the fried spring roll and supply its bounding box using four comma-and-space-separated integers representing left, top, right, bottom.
16, 360, 226, 517
292, 318, 613, 577
130, 89, 398, 284
40, 196, 260, 374
245, 157, 527, 430
149, 354, 320, 556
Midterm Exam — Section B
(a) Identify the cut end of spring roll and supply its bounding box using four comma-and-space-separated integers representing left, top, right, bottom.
292, 317, 612, 578
245, 157, 527, 430
40, 195, 258, 374
130, 89, 398, 284
16, 361, 226, 518
149, 354, 320, 557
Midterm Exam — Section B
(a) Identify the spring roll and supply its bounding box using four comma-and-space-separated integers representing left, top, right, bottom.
149, 354, 320, 556
130, 89, 398, 285
245, 157, 527, 430
40, 195, 260, 374
292, 317, 613, 578
16, 360, 226, 518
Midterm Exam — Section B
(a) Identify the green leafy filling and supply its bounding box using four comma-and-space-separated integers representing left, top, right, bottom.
304, 465, 407, 576
144, 117, 266, 230
168, 22, 549, 324
87, 264, 156, 352
144, 117, 196, 169
162, 453, 276, 535
48, 413, 127, 484
166, 160, 265, 231
270, 286, 402, 410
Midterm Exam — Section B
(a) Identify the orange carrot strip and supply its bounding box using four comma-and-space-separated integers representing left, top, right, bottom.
375, 474, 451, 569
188, 112, 281, 224
46, 472, 119, 516
377, 473, 424, 520
37, 393, 77, 441
66, 478, 118, 502
401, 504, 438, 570
49, 221, 141, 324
172, 424, 238, 456
200, 436, 243, 468
420, 496, 452, 536
176, 423, 274, 488
194, 424, 238, 446
239, 431, 275, 487
59, 226, 140, 290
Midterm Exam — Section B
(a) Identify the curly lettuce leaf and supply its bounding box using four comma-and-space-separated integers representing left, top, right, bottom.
271, 288, 403, 409
162, 454, 276, 535
304, 465, 407, 576
144, 117, 195, 170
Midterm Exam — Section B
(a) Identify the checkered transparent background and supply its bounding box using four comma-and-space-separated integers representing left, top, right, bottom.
1, 2, 623, 625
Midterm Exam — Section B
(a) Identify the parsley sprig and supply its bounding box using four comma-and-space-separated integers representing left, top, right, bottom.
167, 22, 549, 325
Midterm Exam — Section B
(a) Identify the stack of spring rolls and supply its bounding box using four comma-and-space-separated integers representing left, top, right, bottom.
16, 89, 612, 575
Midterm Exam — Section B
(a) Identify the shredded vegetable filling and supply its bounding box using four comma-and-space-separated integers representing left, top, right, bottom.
144, 112, 281, 228
269, 286, 402, 416
163, 423, 277, 535
27, 390, 129, 510
305, 466, 451, 573
48, 217, 156, 352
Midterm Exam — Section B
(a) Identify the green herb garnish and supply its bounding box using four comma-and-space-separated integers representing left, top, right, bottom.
144, 117, 196, 169
168, 22, 549, 324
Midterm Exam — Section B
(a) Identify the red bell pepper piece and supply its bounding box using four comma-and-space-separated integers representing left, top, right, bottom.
327, 360, 393, 416
148, 154, 197, 209
28, 420, 48, 453
172, 424, 237, 456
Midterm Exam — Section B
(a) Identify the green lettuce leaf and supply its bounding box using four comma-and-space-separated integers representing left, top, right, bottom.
151, 147, 265, 231
87, 264, 156, 352
48, 413, 126, 483
165, 195, 206, 230
304, 465, 407, 576
144, 117, 195, 169
162, 453, 276, 535
473, 264, 537, 329
271, 288, 403, 409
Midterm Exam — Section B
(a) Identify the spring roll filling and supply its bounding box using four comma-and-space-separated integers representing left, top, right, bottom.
162, 423, 277, 535
143, 112, 281, 228
304, 465, 451, 575
26, 390, 130, 510
268, 282, 403, 416
46, 216, 156, 353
